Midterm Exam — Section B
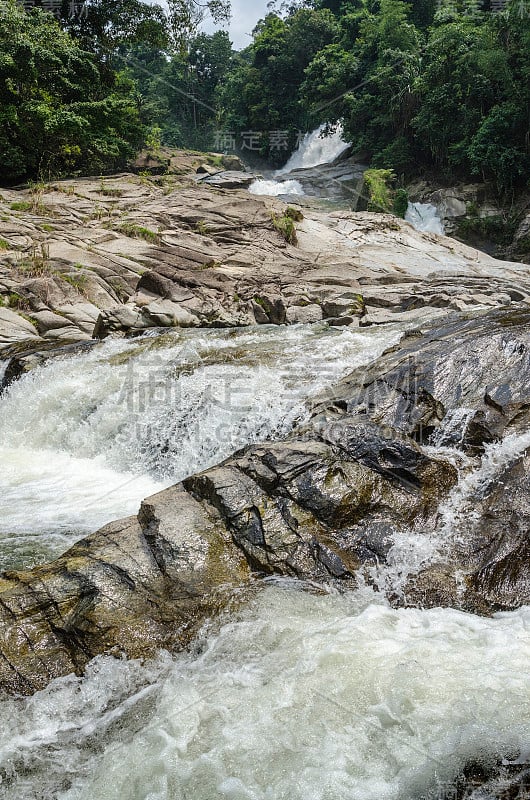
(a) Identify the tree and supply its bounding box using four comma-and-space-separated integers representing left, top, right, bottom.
166, 0, 230, 50
218, 7, 339, 161
0, 1, 144, 183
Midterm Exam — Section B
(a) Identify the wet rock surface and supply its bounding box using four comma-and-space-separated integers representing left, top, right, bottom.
313, 308, 530, 452
1, 308, 529, 694
0, 487, 251, 695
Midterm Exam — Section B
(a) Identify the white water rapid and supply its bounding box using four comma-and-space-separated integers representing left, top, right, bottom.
0, 320, 529, 799
249, 124, 349, 197
1, 591, 528, 800
277, 124, 350, 174
247, 178, 304, 197
0, 323, 401, 570
405, 202, 445, 235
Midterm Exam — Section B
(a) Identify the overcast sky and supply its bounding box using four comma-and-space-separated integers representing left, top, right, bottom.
201, 0, 270, 49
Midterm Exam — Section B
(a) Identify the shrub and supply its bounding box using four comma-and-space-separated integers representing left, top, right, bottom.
393, 189, 409, 219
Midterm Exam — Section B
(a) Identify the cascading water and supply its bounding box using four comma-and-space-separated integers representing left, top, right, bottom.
405, 202, 445, 235
0, 323, 402, 570
277, 124, 349, 173
1, 317, 529, 799
1, 587, 528, 800
247, 178, 305, 197
249, 124, 349, 198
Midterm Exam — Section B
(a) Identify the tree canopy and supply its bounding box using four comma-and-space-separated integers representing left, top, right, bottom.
219, 0, 530, 191
0, 0, 528, 194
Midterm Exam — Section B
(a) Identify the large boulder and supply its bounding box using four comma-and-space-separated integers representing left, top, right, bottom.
314, 309, 530, 453
0, 486, 250, 695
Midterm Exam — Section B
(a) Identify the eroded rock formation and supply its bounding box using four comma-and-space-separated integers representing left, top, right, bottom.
0, 309, 529, 694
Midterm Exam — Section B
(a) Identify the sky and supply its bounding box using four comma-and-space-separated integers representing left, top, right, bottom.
201, 0, 270, 49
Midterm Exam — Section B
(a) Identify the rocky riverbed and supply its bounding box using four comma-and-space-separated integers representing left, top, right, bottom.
0, 307, 529, 695
0, 155, 529, 800
1, 153, 530, 355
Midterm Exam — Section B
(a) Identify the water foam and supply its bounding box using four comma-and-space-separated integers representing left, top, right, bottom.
248, 178, 304, 196
405, 203, 445, 235
0, 324, 402, 567
1, 589, 528, 800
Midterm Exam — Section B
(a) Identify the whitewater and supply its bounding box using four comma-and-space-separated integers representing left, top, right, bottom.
0, 125, 526, 800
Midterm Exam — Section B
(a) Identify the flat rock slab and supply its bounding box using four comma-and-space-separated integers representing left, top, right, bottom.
1, 167, 529, 346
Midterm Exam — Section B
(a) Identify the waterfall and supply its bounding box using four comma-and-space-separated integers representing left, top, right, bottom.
0, 323, 402, 570
277, 124, 349, 173
405, 202, 445, 235
249, 123, 349, 197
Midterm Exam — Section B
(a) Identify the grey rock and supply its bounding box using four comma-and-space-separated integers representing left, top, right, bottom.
199, 171, 259, 189
286, 304, 323, 324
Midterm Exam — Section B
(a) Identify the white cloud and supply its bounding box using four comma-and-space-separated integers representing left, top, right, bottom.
202, 0, 270, 49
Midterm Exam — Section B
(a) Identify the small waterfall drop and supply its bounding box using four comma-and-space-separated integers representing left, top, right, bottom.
248, 178, 304, 197
277, 124, 349, 174
0, 323, 402, 569
405, 202, 445, 235
249, 123, 349, 197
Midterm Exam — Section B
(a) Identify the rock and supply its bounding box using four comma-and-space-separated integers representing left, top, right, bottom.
318, 308, 530, 453
93, 306, 151, 338
0, 308, 42, 347
508, 212, 530, 263
143, 300, 199, 328
196, 163, 221, 176
433, 759, 530, 800
220, 154, 246, 171
30, 309, 84, 339
129, 152, 170, 175
464, 450, 530, 610
0, 486, 250, 695
321, 294, 363, 318
284, 156, 366, 203
198, 170, 260, 189
251, 294, 287, 324
2, 171, 530, 346
286, 303, 323, 324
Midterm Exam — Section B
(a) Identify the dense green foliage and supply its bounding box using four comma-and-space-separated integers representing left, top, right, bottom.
0, 1, 146, 182
0, 0, 231, 183
219, 0, 530, 193
1, 0, 528, 193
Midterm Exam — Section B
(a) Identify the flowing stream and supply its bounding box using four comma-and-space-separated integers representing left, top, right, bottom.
1, 319, 529, 800
0, 323, 401, 571
0, 133, 528, 800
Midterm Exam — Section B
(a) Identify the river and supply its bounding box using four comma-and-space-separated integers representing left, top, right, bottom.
0, 131, 527, 800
